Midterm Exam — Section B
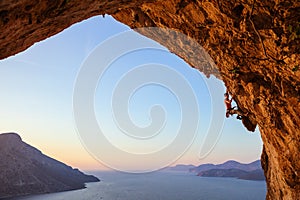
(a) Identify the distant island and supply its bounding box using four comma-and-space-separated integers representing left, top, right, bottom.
168, 160, 265, 181
164, 164, 196, 172
0, 133, 100, 199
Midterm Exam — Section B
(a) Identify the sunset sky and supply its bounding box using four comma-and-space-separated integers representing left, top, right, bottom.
0, 16, 263, 171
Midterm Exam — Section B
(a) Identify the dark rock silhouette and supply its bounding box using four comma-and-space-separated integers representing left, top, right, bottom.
0, 133, 99, 199
238, 169, 266, 181
197, 168, 265, 181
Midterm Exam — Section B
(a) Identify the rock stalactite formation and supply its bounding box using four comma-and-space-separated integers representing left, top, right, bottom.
0, 0, 299, 199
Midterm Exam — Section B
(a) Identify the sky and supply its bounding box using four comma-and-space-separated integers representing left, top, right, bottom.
0, 15, 263, 171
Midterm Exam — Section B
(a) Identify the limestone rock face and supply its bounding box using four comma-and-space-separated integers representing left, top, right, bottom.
0, 0, 155, 59
0, 0, 299, 199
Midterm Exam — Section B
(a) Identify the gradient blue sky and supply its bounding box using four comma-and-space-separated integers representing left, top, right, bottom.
0, 16, 263, 170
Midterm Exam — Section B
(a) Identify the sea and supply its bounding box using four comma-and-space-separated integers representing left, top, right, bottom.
15, 171, 266, 200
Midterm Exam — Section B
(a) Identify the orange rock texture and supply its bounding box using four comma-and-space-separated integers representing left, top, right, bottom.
0, 0, 299, 199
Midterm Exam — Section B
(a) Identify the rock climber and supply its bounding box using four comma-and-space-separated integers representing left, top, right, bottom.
224, 90, 243, 120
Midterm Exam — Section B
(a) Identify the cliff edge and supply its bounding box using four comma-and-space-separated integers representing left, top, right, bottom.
0, 133, 99, 199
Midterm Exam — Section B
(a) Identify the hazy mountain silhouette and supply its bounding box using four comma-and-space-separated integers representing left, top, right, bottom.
191, 160, 265, 181
164, 164, 196, 171
189, 160, 261, 173
0, 133, 99, 199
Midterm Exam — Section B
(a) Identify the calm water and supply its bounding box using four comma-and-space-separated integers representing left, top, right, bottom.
16, 171, 266, 200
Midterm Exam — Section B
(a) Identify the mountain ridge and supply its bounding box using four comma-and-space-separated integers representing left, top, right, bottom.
189, 160, 265, 181
190, 160, 261, 173
0, 132, 99, 199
